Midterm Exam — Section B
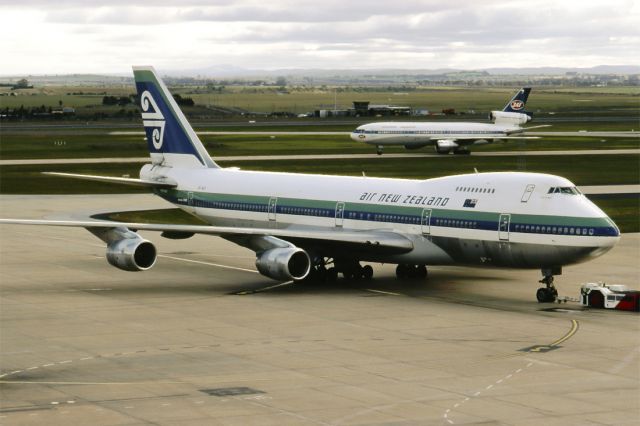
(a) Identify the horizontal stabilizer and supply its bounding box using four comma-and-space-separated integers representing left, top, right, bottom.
523, 125, 552, 130
42, 172, 177, 188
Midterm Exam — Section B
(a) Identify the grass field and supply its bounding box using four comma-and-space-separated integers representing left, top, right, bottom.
2, 84, 638, 116
1, 130, 638, 159
2, 154, 638, 192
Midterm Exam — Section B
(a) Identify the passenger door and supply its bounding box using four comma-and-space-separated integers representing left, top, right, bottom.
335, 202, 345, 227
421, 208, 431, 235
499, 213, 510, 241
268, 197, 277, 222
187, 191, 195, 212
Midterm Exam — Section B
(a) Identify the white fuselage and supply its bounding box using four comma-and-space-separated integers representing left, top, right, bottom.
351, 122, 521, 146
143, 164, 619, 269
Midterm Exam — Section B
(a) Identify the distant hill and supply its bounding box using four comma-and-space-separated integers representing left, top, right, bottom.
179, 65, 640, 78
0, 65, 637, 85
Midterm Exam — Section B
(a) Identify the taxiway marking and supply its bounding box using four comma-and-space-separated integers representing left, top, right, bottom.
159, 254, 258, 274
442, 320, 580, 424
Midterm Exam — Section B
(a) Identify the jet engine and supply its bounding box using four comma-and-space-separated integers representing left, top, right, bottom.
489, 111, 532, 125
255, 247, 311, 281
106, 235, 157, 271
435, 139, 459, 154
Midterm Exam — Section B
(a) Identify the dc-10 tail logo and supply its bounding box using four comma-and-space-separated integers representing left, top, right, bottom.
141, 90, 165, 149
510, 99, 525, 110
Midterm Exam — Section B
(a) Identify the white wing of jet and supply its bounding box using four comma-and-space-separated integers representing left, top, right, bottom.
0, 218, 414, 255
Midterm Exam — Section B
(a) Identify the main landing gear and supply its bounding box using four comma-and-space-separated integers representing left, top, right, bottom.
396, 264, 428, 280
303, 259, 373, 283
536, 267, 561, 303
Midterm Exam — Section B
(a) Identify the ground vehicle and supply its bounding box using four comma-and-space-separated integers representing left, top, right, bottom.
581, 282, 640, 312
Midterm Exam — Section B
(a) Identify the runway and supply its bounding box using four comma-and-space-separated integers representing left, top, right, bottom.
108, 130, 640, 138
1, 148, 639, 166
1, 194, 638, 425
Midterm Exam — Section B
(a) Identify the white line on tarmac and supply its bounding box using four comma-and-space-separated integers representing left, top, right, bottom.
159, 254, 258, 274
364, 289, 402, 296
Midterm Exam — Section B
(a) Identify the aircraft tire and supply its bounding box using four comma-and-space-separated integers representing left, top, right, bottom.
537, 288, 551, 303
362, 265, 373, 281
326, 267, 338, 282
396, 264, 408, 279
416, 265, 427, 279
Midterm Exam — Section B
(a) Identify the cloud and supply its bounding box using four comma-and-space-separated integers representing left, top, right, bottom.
0, 0, 638, 74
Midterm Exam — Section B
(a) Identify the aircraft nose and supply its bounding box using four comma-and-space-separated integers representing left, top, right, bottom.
350, 132, 362, 142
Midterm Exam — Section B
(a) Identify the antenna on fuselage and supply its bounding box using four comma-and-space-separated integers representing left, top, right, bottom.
474, 167, 479, 174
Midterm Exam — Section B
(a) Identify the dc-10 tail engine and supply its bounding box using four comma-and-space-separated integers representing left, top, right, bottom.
489, 111, 532, 125
87, 226, 157, 272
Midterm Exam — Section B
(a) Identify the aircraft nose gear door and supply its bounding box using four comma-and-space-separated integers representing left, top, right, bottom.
335, 202, 345, 227
421, 208, 431, 235
499, 213, 510, 241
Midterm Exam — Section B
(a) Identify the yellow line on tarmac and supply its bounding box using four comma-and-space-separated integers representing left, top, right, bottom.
549, 319, 580, 347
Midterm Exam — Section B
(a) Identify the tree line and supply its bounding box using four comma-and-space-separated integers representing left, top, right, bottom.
102, 94, 195, 107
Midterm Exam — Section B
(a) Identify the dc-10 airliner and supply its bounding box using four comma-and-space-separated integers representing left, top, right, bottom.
352, 88, 539, 155
0, 68, 620, 303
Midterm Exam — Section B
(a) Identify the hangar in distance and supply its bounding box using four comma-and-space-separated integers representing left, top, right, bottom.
351, 87, 543, 155
0, 68, 620, 303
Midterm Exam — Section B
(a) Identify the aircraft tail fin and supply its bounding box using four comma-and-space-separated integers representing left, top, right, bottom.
502, 87, 531, 114
133, 66, 218, 169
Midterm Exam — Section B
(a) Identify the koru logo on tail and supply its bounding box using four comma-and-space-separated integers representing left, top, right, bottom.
141, 91, 166, 149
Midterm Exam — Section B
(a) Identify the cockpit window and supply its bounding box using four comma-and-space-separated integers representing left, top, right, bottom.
547, 186, 581, 195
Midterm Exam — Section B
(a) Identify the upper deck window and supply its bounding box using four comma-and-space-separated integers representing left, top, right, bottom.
547, 186, 581, 195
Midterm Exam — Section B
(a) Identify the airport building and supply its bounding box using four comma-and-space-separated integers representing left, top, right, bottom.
314, 101, 412, 118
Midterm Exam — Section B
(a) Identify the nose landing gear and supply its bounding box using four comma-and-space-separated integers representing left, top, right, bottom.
376, 146, 383, 155
536, 267, 561, 303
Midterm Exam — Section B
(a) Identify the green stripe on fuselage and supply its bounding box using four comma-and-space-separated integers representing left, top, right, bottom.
161, 189, 610, 229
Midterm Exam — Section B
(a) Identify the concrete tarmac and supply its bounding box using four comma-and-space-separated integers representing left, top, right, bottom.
1, 195, 638, 425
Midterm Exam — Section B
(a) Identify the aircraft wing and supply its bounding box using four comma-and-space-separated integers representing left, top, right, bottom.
42, 172, 177, 188
0, 219, 414, 255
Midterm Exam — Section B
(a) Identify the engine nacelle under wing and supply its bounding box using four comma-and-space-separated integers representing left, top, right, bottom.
434, 139, 459, 154
255, 247, 311, 281
106, 235, 157, 271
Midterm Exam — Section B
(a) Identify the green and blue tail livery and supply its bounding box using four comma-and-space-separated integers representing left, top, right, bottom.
133, 66, 218, 169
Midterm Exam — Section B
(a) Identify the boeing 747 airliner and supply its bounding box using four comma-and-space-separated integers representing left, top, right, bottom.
0, 68, 619, 303
352, 88, 538, 155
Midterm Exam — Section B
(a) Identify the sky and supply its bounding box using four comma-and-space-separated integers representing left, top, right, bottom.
2, 0, 639, 75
